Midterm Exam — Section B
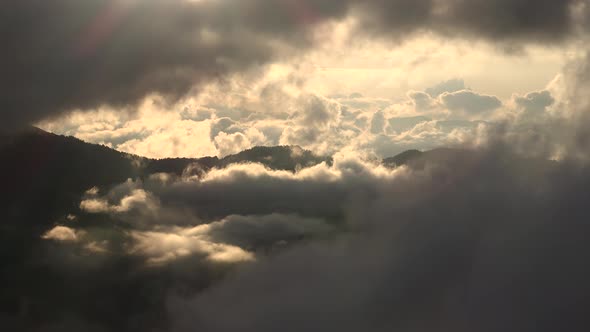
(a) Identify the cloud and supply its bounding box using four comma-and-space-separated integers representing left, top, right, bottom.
296, 94, 342, 128
38, 74, 564, 161
408, 91, 439, 113
80, 188, 158, 214
213, 132, 254, 158
123, 213, 334, 266
3, 0, 589, 128
370, 111, 387, 135
204, 214, 335, 249
38, 101, 218, 158
388, 116, 433, 133
167, 145, 590, 332
42, 226, 82, 242
213, 127, 267, 157
2, 0, 335, 129
425, 78, 466, 97
515, 90, 555, 111
128, 230, 255, 266
440, 90, 503, 115
393, 81, 504, 121
469, 51, 590, 161
35, 79, 517, 159
79, 198, 111, 214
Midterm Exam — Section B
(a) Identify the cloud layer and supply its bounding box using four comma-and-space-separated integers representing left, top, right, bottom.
25, 141, 590, 331
3, 0, 589, 128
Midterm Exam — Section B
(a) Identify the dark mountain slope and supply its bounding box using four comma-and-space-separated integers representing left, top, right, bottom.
0, 128, 331, 229
146, 146, 332, 176
383, 149, 423, 167
220, 145, 332, 171
0, 128, 333, 328
0, 128, 144, 228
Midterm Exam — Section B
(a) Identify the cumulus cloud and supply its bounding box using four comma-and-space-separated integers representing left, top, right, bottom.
124, 213, 334, 266
514, 90, 555, 114
38, 100, 218, 158
79, 198, 111, 214
440, 90, 503, 115
42, 226, 83, 242
465, 51, 590, 161
213, 127, 267, 157
80, 188, 158, 214
128, 230, 255, 266
408, 91, 439, 113
38, 72, 571, 161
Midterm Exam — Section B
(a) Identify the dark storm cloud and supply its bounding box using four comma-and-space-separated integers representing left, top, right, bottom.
2, 0, 588, 129
348, 0, 585, 43
1, 0, 350, 129
431, 0, 582, 41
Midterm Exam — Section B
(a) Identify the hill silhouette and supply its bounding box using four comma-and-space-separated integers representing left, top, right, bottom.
383, 149, 423, 167
2, 127, 480, 231
0, 128, 332, 230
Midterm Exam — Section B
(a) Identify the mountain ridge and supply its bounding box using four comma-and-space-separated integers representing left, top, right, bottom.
0, 128, 334, 228
1, 127, 455, 230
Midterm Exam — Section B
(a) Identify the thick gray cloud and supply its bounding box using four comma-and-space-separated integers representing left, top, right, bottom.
2, 0, 588, 129
167, 146, 590, 332
1, 0, 348, 130
430, 0, 583, 41
356, 0, 584, 42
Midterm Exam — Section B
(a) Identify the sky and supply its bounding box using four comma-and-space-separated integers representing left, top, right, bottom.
4, 1, 590, 331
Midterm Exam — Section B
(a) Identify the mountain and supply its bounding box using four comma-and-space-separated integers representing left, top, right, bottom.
219, 145, 332, 171
0, 128, 143, 229
3, 126, 482, 235
0, 128, 335, 328
383, 149, 423, 167
0, 128, 331, 230
4, 127, 478, 231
